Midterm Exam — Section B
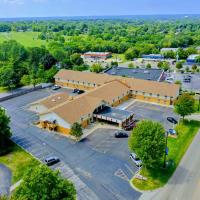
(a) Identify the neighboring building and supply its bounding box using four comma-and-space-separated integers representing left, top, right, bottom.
104, 67, 165, 82
186, 54, 199, 64
161, 48, 179, 53
33, 69, 180, 136
81, 52, 112, 63
142, 54, 164, 60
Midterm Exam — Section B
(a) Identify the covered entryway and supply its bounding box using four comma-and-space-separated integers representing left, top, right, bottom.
93, 106, 134, 128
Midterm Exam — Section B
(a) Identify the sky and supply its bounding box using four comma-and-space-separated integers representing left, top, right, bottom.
0, 0, 200, 18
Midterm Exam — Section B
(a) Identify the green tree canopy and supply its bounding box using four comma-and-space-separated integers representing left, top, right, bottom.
12, 165, 76, 200
174, 93, 195, 119
128, 120, 165, 169
70, 122, 83, 139
0, 107, 12, 154
90, 63, 104, 73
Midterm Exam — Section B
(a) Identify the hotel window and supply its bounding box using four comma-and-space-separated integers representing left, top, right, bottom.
135, 91, 138, 94
165, 96, 168, 99
143, 92, 145, 95
157, 94, 160, 97
149, 93, 152, 96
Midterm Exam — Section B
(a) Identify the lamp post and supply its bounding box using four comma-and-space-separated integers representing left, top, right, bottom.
163, 132, 169, 168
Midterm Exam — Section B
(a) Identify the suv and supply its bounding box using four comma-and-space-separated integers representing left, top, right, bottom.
130, 153, 142, 167
45, 157, 60, 166
114, 131, 128, 138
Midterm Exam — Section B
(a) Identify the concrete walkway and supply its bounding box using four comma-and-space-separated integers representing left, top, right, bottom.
186, 113, 200, 121
0, 164, 12, 196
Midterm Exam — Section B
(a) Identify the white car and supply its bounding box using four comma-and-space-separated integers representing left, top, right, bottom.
130, 153, 142, 167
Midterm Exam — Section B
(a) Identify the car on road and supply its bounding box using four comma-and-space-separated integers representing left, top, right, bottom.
52, 85, 61, 90
114, 131, 128, 138
167, 117, 178, 124
167, 129, 177, 135
45, 157, 60, 166
130, 153, 142, 167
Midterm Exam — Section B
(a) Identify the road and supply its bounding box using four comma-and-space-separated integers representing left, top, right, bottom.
142, 130, 200, 200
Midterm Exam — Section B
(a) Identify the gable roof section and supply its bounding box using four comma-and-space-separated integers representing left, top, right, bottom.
42, 94, 104, 124
87, 80, 130, 104
31, 92, 70, 110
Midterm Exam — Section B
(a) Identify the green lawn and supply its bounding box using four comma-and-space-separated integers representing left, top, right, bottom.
132, 120, 200, 191
0, 143, 40, 184
0, 32, 47, 47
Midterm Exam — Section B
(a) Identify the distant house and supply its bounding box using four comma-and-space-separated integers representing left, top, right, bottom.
160, 48, 179, 53
142, 54, 164, 60
81, 52, 112, 63
186, 54, 199, 64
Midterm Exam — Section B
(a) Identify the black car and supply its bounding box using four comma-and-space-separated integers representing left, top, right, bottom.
73, 88, 79, 93
77, 90, 85, 94
167, 117, 178, 124
45, 157, 60, 166
115, 131, 128, 138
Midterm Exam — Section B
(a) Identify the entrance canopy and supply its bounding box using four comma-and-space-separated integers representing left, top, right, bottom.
93, 106, 134, 124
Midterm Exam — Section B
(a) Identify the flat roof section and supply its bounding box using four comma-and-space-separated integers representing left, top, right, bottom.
93, 106, 134, 123
104, 67, 164, 81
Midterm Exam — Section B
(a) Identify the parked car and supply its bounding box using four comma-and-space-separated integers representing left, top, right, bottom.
167, 117, 178, 124
114, 131, 128, 138
73, 89, 85, 94
183, 76, 191, 83
73, 88, 79, 93
52, 85, 61, 90
130, 153, 142, 167
45, 156, 60, 166
167, 129, 177, 135
77, 90, 85, 94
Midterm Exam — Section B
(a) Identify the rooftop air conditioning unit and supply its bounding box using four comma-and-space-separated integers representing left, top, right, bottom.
52, 99, 56, 102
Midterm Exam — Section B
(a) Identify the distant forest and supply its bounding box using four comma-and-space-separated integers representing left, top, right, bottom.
0, 17, 200, 88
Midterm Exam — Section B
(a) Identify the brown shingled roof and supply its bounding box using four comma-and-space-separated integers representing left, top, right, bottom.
54, 69, 114, 85
54, 70, 180, 98
31, 92, 70, 110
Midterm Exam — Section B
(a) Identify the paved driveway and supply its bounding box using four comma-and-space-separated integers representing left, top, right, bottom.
0, 164, 11, 196
127, 101, 179, 129
0, 89, 141, 200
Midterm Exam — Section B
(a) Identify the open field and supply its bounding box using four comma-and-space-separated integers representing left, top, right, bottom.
0, 143, 39, 184
132, 120, 200, 190
0, 32, 47, 47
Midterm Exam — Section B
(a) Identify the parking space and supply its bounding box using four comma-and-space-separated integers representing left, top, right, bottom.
127, 101, 179, 130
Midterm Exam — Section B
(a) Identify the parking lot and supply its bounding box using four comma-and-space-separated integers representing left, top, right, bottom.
173, 72, 200, 92
127, 101, 179, 130
0, 88, 141, 200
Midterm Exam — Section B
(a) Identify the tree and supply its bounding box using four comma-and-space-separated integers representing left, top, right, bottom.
128, 120, 165, 169
176, 62, 183, 69
146, 63, 151, 69
12, 165, 76, 200
0, 107, 12, 154
70, 122, 83, 140
90, 63, 104, 73
128, 63, 135, 68
174, 93, 195, 120
192, 64, 197, 71
70, 53, 83, 66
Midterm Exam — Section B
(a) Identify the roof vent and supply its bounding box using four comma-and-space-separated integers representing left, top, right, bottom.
52, 99, 56, 102
144, 70, 149, 74
132, 70, 137, 73
57, 96, 61, 100
111, 72, 116, 75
